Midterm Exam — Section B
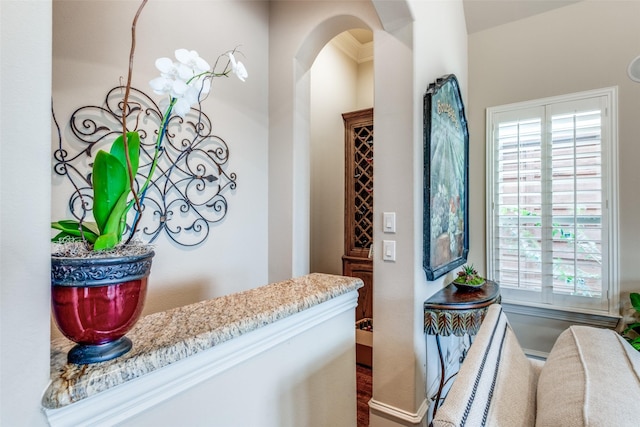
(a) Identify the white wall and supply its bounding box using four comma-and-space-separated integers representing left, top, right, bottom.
51, 0, 270, 317
468, 0, 640, 352
0, 1, 52, 425
309, 40, 357, 275
358, 60, 375, 109
309, 36, 374, 275
369, 2, 468, 424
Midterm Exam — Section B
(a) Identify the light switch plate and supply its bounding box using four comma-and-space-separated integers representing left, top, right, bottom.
383, 212, 396, 233
382, 240, 396, 261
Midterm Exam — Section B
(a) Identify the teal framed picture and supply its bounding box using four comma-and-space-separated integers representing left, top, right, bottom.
423, 74, 469, 281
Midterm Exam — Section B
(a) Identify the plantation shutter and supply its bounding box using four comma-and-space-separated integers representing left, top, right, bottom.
487, 91, 614, 313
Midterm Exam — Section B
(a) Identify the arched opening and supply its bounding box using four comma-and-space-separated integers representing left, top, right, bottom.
309, 28, 374, 425
269, 2, 421, 423
309, 29, 373, 276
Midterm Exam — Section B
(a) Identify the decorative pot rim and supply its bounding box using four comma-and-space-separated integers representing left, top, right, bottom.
51, 250, 155, 287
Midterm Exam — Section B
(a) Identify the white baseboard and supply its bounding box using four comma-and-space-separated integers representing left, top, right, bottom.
369, 397, 428, 425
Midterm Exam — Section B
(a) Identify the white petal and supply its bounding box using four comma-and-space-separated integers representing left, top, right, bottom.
174, 49, 191, 64
227, 52, 238, 67
177, 63, 196, 81
194, 56, 211, 73
155, 57, 174, 73
171, 80, 189, 98
149, 76, 171, 95
234, 61, 248, 81
172, 98, 191, 118
183, 86, 200, 106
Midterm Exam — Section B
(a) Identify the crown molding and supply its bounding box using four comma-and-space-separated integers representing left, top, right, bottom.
331, 32, 373, 64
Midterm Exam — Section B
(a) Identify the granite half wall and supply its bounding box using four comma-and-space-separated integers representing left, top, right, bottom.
43, 273, 363, 426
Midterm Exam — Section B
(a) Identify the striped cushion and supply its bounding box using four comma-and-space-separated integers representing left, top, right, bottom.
432, 304, 538, 427
536, 326, 640, 427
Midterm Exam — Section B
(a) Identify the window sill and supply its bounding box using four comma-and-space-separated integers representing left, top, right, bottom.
501, 300, 621, 329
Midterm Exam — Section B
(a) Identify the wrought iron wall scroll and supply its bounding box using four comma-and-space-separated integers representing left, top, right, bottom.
53, 86, 237, 247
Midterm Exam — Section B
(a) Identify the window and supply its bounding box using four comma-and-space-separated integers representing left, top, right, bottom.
486, 88, 618, 314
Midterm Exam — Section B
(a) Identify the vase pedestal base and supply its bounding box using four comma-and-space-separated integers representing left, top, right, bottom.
68, 337, 132, 364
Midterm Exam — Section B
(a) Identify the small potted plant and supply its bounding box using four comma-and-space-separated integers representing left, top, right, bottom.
50, 0, 247, 364
452, 264, 485, 291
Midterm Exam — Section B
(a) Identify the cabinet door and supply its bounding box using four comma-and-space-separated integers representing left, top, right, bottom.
343, 108, 374, 259
343, 257, 373, 321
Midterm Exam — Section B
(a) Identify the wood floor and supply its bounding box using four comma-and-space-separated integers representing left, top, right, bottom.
356, 364, 372, 427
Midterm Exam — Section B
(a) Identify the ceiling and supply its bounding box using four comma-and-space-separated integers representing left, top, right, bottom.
463, 0, 580, 34
349, 1, 579, 41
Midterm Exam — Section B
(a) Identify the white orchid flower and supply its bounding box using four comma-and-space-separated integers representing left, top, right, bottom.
175, 49, 211, 80
149, 76, 172, 96
172, 97, 192, 119
155, 57, 177, 76
227, 52, 248, 82
150, 48, 245, 119
170, 79, 190, 99
190, 78, 211, 95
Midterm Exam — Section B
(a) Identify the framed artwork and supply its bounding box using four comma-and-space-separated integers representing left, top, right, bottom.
423, 74, 469, 281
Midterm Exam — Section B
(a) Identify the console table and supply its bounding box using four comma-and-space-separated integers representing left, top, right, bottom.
424, 280, 500, 420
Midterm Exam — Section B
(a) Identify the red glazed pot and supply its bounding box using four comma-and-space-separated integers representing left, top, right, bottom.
51, 250, 154, 364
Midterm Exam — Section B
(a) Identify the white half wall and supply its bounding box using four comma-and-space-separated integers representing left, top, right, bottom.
45, 290, 359, 427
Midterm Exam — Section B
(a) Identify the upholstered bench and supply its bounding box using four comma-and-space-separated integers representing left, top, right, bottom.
432, 304, 640, 427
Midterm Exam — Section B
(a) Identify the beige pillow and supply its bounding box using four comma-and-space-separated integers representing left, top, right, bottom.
536, 325, 640, 427
433, 304, 538, 427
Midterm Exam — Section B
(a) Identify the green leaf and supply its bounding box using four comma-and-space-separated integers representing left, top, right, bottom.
93, 233, 120, 251
92, 190, 131, 251
110, 131, 141, 181
52, 220, 99, 235
102, 191, 130, 236
92, 150, 128, 234
51, 220, 99, 243
630, 293, 640, 312
623, 322, 640, 335
52, 231, 81, 243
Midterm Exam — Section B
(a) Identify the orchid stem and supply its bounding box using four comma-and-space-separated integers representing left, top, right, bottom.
121, 0, 148, 243
126, 99, 175, 242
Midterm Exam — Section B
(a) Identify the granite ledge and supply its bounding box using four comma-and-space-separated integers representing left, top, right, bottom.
43, 273, 363, 409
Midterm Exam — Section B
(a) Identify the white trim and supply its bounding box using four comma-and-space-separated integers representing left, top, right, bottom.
502, 301, 620, 329
485, 87, 617, 114
369, 397, 428, 425
44, 290, 359, 427
331, 32, 373, 64
524, 348, 549, 361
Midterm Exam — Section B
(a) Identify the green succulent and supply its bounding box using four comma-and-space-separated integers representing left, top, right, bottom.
454, 264, 484, 285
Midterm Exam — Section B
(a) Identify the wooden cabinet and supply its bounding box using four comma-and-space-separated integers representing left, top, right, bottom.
342, 108, 373, 367
343, 256, 373, 320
